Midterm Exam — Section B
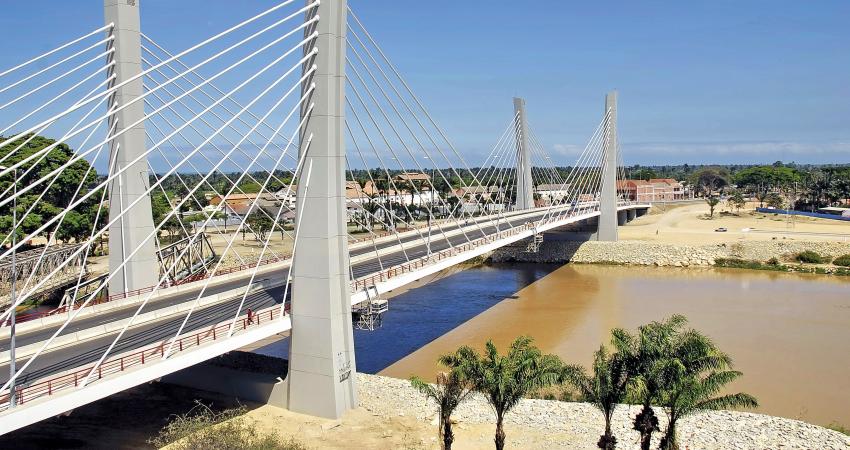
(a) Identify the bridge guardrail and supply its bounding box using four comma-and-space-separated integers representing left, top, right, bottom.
0, 307, 282, 411
9, 203, 635, 325
350, 204, 635, 291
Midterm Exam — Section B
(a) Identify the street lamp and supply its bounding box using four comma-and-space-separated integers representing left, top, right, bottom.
0, 165, 17, 408
421, 155, 434, 258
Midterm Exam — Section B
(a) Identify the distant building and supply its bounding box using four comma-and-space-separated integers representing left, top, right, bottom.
618, 178, 685, 202
536, 183, 571, 204
207, 193, 284, 220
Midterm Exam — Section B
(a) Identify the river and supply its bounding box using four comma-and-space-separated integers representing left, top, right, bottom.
256, 263, 850, 427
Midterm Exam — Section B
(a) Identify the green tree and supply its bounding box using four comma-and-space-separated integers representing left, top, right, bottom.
734, 166, 799, 207
439, 336, 563, 450
726, 190, 746, 213
410, 372, 472, 450
246, 210, 273, 242
688, 167, 730, 197
632, 168, 658, 181
55, 210, 92, 243
563, 346, 630, 450
0, 134, 99, 243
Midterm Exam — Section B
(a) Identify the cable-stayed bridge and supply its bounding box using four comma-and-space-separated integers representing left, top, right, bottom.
0, 0, 648, 434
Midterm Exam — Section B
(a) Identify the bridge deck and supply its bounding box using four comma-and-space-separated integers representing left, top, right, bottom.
0, 204, 648, 433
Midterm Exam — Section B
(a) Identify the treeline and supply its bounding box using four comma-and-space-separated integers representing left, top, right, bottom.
628, 162, 850, 210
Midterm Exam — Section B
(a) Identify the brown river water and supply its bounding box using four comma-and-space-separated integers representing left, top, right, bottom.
378, 264, 850, 426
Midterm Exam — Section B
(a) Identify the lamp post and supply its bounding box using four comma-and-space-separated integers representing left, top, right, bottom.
1, 165, 17, 408
422, 156, 433, 258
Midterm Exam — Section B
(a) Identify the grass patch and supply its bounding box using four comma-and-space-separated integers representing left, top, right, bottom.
714, 258, 787, 271
714, 257, 850, 277
827, 422, 849, 436
795, 250, 827, 264
149, 401, 305, 450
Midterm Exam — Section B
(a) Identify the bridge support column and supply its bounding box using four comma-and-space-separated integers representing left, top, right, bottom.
104, 0, 158, 296
597, 91, 619, 241
287, 0, 358, 419
513, 98, 534, 210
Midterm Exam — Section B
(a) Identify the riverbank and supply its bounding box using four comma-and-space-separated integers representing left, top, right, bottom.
379, 263, 850, 426
228, 373, 850, 449
491, 238, 850, 271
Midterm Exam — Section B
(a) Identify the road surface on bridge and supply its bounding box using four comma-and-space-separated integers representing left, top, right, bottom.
0, 206, 586, 386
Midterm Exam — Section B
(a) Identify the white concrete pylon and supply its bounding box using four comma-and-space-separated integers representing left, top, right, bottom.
287, 0, 358, 419
513, 97, 534, 210
104, 0, 158, 296
597, 90, 618, 241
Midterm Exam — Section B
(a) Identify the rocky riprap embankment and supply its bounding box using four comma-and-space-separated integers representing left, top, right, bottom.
358, 374, 850, 450
491, 239, 850, 267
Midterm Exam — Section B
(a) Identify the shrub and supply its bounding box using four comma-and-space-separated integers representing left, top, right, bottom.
149, 402, 304, 450
832, 254, 850, 267
795, 250, 826, 264
766, 257, 780, 266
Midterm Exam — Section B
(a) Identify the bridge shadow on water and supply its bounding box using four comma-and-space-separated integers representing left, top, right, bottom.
253, 263, 561, 374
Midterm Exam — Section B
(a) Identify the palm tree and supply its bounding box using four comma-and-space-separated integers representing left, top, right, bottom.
410, 372, 472, 450
439, 336, 563, 450
611, 315, 688, 450
655, 330, 758, 450
563, 346, 629, 450
705, 196, 720, 218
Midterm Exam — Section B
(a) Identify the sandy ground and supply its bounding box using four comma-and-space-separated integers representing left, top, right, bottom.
620, 201, 850, 244
239, 403, 572, 450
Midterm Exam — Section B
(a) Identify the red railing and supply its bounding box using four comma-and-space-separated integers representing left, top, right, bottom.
8, 254, 295, 325
349, 208, 603, 291
0, 209, 609, 410
0, 307, 283, 410
8, 206, 596, 325
351, 217, 540, 291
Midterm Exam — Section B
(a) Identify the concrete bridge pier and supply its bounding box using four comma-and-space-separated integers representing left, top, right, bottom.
597, 91, 619, 242
513, 97, 534, 210
627, 209, 637, 221
104, 0, 158, 296
286, 0, 358, 420
618, 210, 628, 226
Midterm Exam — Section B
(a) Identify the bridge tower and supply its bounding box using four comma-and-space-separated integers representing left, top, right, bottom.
287, 0, 358, 419
513, 97, 534, 210
104, 0, 158, 296
597, 90, 619, 241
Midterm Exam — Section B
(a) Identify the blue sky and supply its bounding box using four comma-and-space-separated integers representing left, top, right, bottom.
1, 1, 848, 166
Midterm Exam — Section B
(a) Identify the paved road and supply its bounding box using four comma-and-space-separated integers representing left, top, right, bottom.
0, 206, 602, 386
